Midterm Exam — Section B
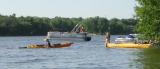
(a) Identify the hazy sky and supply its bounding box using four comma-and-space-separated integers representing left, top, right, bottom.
0, 0, 136, 19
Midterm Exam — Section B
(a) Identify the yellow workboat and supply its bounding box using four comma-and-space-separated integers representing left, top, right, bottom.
104, 32, 153, 48
106, 43, 152, 48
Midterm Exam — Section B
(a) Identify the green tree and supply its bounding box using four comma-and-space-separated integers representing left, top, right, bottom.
50, 17, 75, 32
136, 0, 160, 41
121, 18, 137, 34
82, 17, 109, 34
109, 18, 124, 34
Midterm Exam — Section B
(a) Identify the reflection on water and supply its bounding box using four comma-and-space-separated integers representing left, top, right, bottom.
135, 48, 160, 69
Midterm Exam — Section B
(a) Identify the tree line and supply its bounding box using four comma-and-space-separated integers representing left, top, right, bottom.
0, 14, 137, 36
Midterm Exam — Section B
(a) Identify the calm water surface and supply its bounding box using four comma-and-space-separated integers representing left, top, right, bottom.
0, 35, 160, 69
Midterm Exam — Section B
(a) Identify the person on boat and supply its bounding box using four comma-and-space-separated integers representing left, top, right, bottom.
75, 26, 85, 33
105, 32, 110, 43
80, 26, 86, 32
45, 38, 51, 47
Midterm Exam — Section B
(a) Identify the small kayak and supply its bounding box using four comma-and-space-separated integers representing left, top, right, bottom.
106, 43, 152, 48
21, 42, 73, 49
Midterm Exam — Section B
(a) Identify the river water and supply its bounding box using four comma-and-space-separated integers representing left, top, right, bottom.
0, 35, 160, 69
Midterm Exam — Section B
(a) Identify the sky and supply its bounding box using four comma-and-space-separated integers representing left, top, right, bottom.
0, 0, 136, 19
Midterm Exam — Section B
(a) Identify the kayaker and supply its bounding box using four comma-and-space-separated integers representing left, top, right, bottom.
45, 38, 51, 47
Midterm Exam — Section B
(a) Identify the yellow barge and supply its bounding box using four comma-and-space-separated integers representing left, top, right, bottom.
106, 43, 152, 48
104, 32, 154, 48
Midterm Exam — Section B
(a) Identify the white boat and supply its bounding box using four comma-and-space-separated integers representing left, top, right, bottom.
46, 24, 91, 41
115, 34, 138, 43
46, 32, 91, 41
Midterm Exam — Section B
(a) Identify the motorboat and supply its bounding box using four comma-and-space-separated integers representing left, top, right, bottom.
115, 34, 138, 43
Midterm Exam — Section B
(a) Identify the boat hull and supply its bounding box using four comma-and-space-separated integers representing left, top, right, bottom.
106, 43, 152, 48
26, 43, 73, 48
